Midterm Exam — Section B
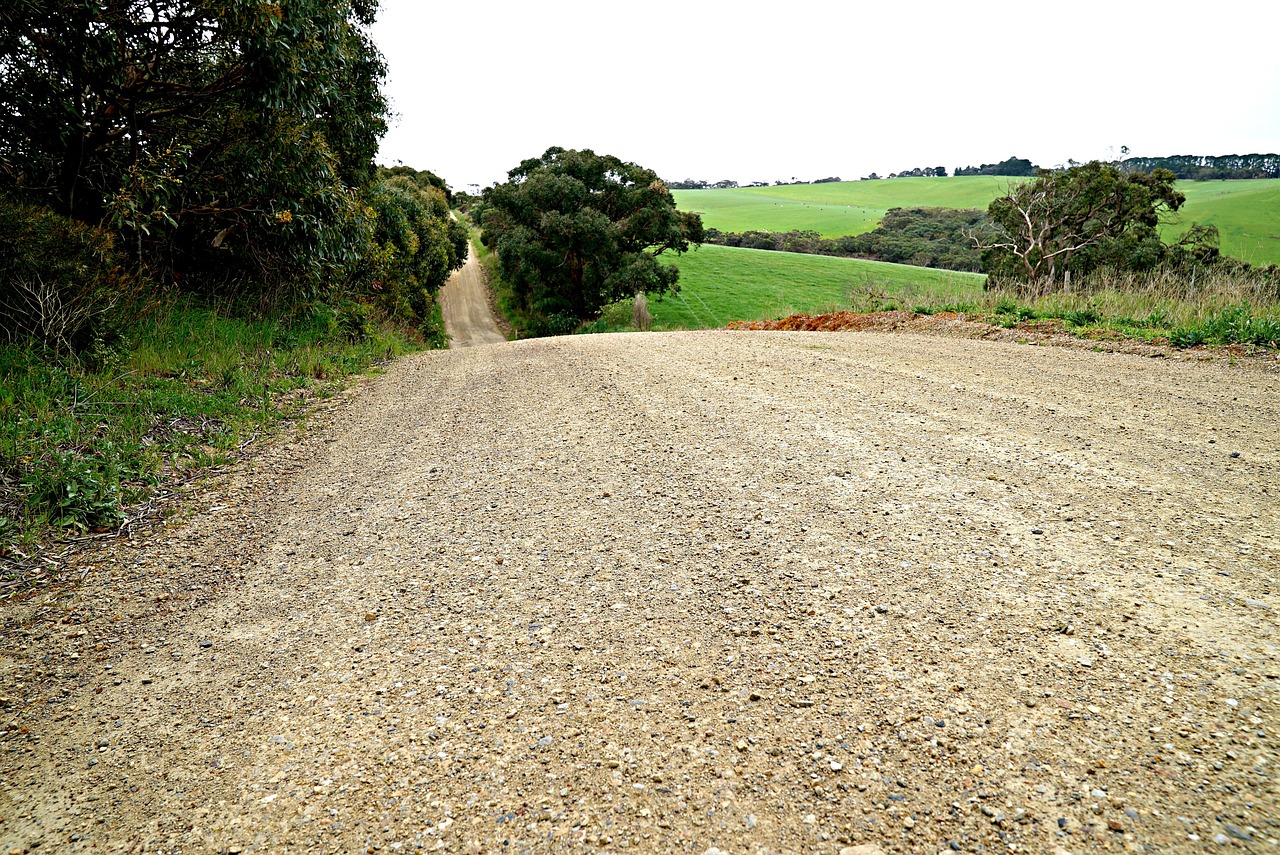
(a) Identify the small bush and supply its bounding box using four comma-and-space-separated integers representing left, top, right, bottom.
530, 313, 579, 337
335, 302, 375, 342
23, 450, 125, 531
0, 196, 134, 353
1170, 305, 1280, 348
993, 299, 1038, 323
1063, 307, 1101, 326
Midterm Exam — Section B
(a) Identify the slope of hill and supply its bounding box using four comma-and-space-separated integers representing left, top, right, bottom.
674, 177, 1280, 265
1163, 180, 1280, 266
649, 244, 983, 329
671, 177, 1013, 236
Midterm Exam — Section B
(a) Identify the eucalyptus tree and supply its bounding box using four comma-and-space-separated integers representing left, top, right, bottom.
477, 147, 704, 332
0, 0, 388, 302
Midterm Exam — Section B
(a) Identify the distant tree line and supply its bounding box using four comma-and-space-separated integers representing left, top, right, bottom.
1119, 154, 1280, 180
668, 179, 744, 190
863, 166, 948, 180
668, 177, 844, 189
954, 157, 1038, 177
704, 207, 987, 272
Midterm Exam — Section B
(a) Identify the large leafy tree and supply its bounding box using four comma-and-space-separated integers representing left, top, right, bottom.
355, 167, 467, 328
0, 0, 388, 302
477, 147, 704, 330
979, 161, 1184, 285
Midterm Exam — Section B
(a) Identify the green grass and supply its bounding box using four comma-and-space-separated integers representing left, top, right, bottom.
1, 299, 425, 564
1159, 180, 1280, 267
674, 177, 1280, 265
648, 244, 984, 330
623, 246, 1278, 353
673, 177, 1015, 237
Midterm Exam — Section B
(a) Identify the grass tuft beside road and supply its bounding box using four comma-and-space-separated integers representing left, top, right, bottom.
1, 299, 427, 577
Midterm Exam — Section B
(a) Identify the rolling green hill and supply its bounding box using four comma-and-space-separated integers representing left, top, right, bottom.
671, 177, 1017, 236
1161, 180, 1280, 266
649, 244, 983, 330
673, 177, 1280, 266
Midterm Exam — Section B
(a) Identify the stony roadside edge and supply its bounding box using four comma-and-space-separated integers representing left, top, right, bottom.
1, 330, 1276, 854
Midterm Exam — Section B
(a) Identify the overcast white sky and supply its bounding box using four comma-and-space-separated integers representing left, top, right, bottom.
369, 0, 1280, 191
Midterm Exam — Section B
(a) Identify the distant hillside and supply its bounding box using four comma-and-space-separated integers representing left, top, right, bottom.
670, 177, 1015, 237
672, 177, 1280, 266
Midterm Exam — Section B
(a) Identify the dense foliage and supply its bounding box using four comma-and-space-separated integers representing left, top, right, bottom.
0, 0, 462, 315
980, 161, 1185, 284
0, 197, 131, 353
844, 208, 984, 270
1, 2, 466, 543
357, 167, 467, 338
477, 148, 704, 335
1, 1, 465, 339
1120, 154, 1280, 180
704, 208, 986, 272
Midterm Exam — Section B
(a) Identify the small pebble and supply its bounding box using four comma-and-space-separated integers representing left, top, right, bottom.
1224, 824, 1253, 841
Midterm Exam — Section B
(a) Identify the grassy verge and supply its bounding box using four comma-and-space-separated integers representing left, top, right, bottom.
588, 245, 1279, 350
644, 245, 982, 330
0, 298, 427, 577
972, 268, 1280, 348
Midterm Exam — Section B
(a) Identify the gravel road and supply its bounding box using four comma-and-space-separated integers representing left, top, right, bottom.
438, 245, 506, 347
2, 329, 1277, 855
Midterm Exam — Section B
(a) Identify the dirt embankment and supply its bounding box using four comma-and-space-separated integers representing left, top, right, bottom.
1, 330, 1276, 854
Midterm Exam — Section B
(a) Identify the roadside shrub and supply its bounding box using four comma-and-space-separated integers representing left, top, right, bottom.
0, 196, 134, 354
334, 302, 375, 342
531, 312, 579, 338
1063, 307, 1102, 326
23, 449, 125, 531
1170, 305, 1280, 348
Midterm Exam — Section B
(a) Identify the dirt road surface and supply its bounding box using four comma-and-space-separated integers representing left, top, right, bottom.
438, 244, 506, 347
2, 332, 1277, 854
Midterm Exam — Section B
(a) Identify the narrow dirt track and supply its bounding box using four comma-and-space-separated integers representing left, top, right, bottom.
2, 332, 1277, 854
438, 243, 505, 347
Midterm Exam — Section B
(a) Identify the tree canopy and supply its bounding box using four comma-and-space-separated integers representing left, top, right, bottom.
955, 157, 1038, 177
477, 147, 704, 334
1, 0, 391, 303
1120, 153, 1280, 180
980, 161, 1184, 284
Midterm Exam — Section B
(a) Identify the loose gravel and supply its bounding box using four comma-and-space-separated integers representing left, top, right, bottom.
2, 330, 1277, 854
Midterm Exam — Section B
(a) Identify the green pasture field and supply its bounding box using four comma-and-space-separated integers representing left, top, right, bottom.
671, 177, 1016, 236
674, 177, 1280, 266
648, 244, 984, 330
1160, 180, 1280, 266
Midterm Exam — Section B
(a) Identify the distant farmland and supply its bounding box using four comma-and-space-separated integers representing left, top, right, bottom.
671, 177, 1014, 237
673, 177, 1280, 266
